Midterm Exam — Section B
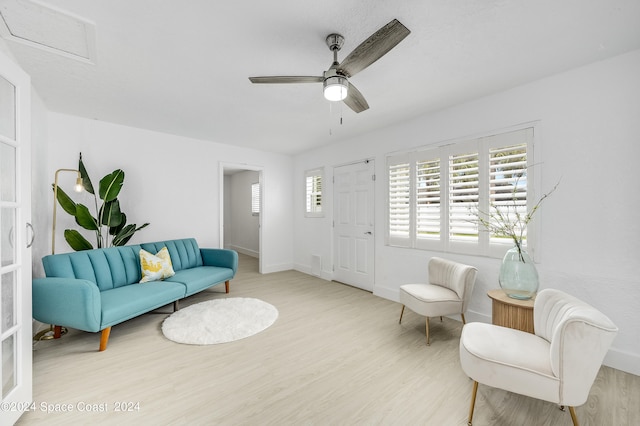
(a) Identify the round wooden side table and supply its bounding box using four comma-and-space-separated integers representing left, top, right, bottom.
487, 289, 535, 334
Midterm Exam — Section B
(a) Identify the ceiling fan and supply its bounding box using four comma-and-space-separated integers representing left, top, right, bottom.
249, 19, 410, 113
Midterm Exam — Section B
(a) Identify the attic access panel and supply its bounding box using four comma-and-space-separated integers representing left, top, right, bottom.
0, 0, 96, 63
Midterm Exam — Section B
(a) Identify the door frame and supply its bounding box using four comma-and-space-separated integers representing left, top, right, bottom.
219, 162, 263, 274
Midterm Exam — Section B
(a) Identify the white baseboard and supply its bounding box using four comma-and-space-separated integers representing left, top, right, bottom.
228, 245, 259, 258
261, 262, 294, 274
294, 263, 333, 281
604, 349, 640, 377
373, 285, 399, 302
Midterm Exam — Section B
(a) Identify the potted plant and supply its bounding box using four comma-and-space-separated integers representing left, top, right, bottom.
55, 153, 149, 250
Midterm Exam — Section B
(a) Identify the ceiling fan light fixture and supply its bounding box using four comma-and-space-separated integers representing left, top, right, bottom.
323, 76, 348, 101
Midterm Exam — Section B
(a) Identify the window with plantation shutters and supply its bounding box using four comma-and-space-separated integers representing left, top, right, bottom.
386, 126, 535, 258
305, 168, 323, 217
388, 160, 411, 243
251, 182, 260, 215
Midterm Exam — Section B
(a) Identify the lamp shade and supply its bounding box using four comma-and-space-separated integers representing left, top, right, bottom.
323, 76, 348, 101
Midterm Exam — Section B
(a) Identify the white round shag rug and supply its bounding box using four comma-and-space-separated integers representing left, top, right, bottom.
162, 297, 278, 345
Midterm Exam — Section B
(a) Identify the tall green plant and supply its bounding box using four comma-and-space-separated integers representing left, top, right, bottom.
55, 153, 149, 251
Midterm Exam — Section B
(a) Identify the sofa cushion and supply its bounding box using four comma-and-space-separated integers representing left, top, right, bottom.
42, 245, 142, 290
100, 280, 186, 328
139, 247, 176, 283
167, 266, 234, 296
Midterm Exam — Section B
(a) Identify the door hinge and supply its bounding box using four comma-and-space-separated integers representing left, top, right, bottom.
372, 174, 376, 181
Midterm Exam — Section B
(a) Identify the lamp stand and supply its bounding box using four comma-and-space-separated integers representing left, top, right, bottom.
34, 168, 83, 342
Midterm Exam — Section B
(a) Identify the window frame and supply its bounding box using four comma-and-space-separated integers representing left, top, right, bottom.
386, 126, 537, 259
305, 167, 324, 218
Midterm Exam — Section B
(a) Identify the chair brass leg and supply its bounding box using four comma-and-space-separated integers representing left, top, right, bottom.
399, 305, 405, 324
461, 313, 466, 324
426, 317, 430, 345
467, 380, 478, 426
568, 406, 579, 426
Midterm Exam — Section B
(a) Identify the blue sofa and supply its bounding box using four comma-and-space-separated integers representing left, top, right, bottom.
32, 238, 238, 351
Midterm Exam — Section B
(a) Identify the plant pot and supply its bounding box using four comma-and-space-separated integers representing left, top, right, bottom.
499, 246, 539, 300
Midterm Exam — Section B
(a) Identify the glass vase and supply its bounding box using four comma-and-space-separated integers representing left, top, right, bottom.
499, 246, 539, 300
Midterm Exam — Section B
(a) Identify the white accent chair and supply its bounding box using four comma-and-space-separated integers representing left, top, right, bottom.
398, 257, 478, 345
459, 288, 618, 426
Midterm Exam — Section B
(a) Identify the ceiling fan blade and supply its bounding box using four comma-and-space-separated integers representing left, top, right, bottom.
249, 76, 323, 84
343, 82, 369, 113
338, 19, 410, 78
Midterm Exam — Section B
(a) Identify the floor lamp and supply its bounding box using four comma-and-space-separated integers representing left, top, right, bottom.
34, 168, 83, 342
51, 168, 83, 254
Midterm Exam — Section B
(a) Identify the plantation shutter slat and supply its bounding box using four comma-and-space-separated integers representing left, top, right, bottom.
416, 158, 440, 240
305, 168, 323, 217
389, 161, 411, 239
449, 152, 479, 242
306, 174, 322, 214
488, 142, 528, 244
251, 183, 260, 214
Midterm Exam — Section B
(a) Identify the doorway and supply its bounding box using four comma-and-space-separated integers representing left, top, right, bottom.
333, 159, 375, 291
220, 163, 263, 274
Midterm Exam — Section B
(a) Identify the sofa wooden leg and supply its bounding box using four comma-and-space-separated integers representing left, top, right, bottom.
225, 280, 230, 293
174, 300, 179, 311
99, 327, 111, 352
399, 305, 405, 324
53, 325, 62, 339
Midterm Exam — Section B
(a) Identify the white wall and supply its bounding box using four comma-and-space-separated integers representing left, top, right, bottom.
225, 170, 260, 257
30, 89, 49, 278
293, 49, 640, 375
40, 113, 293, 274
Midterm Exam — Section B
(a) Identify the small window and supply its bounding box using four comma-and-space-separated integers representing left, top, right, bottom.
251, 182, 260, 215
305, 168, 323, 217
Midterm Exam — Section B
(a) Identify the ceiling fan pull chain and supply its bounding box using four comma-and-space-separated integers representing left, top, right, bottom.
329, 102, 333, 136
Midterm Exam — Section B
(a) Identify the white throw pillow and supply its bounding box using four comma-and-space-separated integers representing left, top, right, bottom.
139, 247, 175, 283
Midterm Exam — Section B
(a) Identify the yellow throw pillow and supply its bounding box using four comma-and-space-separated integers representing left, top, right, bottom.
139, 247, 176, 283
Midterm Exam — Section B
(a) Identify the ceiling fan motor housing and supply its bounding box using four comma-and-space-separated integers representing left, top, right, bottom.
326, 33, 344, 52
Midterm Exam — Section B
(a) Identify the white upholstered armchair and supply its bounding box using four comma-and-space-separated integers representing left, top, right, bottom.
459, 288, 618, 426
399, 257, 478, 345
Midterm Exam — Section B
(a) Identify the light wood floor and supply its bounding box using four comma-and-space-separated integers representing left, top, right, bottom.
18, 254, 639, 425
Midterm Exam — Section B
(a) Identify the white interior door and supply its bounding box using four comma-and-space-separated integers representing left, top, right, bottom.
0, 51, 32, 425
333, 160, 375, 291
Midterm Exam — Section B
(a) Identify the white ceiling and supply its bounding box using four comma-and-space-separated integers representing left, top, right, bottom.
1, 0, 639, 155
